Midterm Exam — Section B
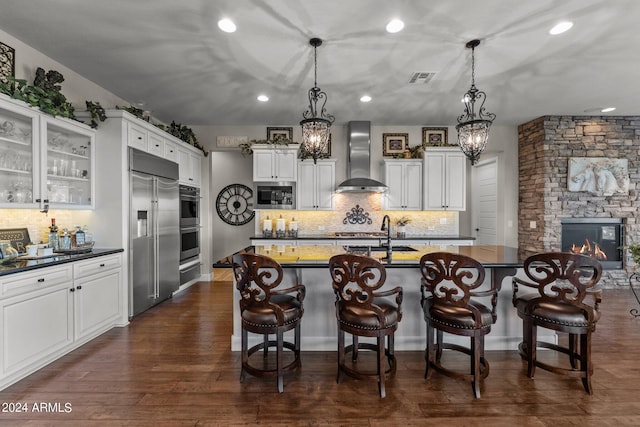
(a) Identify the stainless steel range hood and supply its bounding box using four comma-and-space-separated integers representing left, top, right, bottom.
336, 121, 387, 192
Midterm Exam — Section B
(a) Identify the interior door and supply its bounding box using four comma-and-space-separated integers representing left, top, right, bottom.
472, 158, 498, 245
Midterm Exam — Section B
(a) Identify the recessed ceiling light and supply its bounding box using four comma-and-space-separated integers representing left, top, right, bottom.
386, 19, 404, 33
601, 107, 616, 113
218, 18, 236, 33
360, 95, 372, 103
257, 95, 269, 102
549, 21, 573, 35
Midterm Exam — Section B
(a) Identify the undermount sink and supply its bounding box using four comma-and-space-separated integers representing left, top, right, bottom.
345, 245, 418, 254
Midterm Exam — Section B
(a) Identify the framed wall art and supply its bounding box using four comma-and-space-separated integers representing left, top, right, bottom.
422, 127, 450, 147
267, 126, 293, 141
0, 41, 15, 84
382, 133, 408, 157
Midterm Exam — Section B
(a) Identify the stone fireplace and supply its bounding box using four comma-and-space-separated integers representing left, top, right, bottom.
518, 116, 639, 287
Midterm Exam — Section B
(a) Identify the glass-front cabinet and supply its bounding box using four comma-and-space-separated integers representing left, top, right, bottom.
43, 118, 94, 208
0, 99, 38, 206
0, 95, 95, 209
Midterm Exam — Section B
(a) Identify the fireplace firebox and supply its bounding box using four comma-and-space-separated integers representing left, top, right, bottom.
560, 218, 624, 269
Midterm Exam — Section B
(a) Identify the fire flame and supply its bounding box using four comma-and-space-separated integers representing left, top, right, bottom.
570, 238, 608, 260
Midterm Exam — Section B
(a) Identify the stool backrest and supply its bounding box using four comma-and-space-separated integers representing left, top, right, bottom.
329, 253, 386, 308
232, 253, 283, 311
522, 252, 602, 305
419, 252, 486, 307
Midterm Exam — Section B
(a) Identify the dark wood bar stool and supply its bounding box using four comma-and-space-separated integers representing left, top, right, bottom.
512, 252, 602, 394
419, 252, 497, 398
231, 253, 305, 392
328, 254, 403, 398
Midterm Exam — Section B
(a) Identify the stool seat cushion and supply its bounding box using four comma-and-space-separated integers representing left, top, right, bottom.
514, 293, 600, 327
424, 297, 494, 329
338, 297, 399, 329
241, 294, 302, 326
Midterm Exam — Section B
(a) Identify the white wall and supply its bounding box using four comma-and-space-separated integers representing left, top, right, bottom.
0, 28, 129, 110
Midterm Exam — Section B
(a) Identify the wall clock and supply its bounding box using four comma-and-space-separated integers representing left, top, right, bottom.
216, 183, 254, 226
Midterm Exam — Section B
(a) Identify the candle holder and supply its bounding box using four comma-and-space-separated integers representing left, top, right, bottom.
287, 229, 298, 238
262, 230, 273, 238
276, 230, 286, 238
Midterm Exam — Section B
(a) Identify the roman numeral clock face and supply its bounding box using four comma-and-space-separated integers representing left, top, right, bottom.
215, 183, 255, 226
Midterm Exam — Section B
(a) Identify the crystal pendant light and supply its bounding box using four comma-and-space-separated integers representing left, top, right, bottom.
300, 38, 335, 164
456, 39, 496, 165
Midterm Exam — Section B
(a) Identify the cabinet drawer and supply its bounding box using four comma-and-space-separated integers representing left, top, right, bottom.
1, 266, 73, 299
128, 123, 147, 150
73, 255, 122, 280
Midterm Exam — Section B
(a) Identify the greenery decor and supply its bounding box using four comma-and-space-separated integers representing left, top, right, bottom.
85, 101, 107, 129
395, 216, 412, 226
0, 68, 75, 119
628, 244, 640, 264
239, 138, 296, 156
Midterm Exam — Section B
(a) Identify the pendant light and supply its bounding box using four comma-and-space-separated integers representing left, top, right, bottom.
456, 39, 495, 165
300, 38, 335, 164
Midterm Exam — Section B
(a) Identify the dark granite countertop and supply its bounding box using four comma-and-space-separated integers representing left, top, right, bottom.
0, 248, 124, 277
214, 245, 520, 269
250, 234, 475, 241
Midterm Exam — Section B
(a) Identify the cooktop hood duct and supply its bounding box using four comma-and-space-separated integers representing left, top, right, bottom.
336, 121, 387, 193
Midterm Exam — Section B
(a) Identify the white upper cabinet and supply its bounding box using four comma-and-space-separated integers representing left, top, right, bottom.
252, 145, 299, 182
423, 148, 467, 211
0, 95, 95, 209
297, 159, 335, 210
178, 146, 202, 187
383, 159, 422, 210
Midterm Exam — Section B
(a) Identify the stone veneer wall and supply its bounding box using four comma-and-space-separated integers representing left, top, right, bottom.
518, 116, 640, 287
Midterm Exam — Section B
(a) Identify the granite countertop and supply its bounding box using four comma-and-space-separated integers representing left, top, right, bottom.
214, 244, 521, 269
250, 234, 476, 241
0, 248, 124, 277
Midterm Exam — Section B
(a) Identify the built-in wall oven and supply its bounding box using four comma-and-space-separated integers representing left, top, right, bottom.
179, 185, 200, 227
179, 185, 201, 285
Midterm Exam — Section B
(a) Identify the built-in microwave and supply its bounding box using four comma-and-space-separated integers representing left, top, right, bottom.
254, 182, 296, 209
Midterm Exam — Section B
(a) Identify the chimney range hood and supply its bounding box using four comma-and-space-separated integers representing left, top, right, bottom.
336, 121, 387, 193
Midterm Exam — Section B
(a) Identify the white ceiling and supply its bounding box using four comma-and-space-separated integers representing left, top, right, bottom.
0, 0, 638, 127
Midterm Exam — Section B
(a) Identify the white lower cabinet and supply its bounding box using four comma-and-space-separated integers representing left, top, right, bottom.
72, 255, 122, 342
0, 253, 123, 390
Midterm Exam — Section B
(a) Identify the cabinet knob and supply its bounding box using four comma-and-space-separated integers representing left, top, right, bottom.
76, 285, 82, 290
37, 278, 45, 283
70, 288, 75, 292
100, 263, 105, 267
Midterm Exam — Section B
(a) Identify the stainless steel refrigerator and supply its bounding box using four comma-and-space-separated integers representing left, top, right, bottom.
129, 148, 180, 317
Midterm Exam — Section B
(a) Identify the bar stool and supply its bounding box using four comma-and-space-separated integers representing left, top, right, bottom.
328, 254, 403, 398
512, 252, 602, 394
419, 252, 497, 398
231, 252, 305, 392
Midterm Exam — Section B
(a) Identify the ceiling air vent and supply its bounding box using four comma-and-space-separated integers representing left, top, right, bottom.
408, 72, 436, 84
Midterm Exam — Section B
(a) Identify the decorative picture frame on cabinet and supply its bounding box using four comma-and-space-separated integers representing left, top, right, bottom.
382, 133, 408, 157
422, 127, 450, 147
267, 126, 293, 142
0, 41, 15, 84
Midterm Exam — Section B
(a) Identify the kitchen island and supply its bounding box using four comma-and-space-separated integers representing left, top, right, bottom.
217, 244, 554, 352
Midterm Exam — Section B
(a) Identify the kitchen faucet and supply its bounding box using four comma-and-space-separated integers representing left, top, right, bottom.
380, 214, 392, 263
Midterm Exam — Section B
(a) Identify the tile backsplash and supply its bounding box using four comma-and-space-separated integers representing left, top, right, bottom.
257, 193, 459, 236
0, 209, 94, 244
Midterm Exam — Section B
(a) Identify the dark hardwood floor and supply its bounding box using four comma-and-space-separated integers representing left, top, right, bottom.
2, 277, 640, 426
